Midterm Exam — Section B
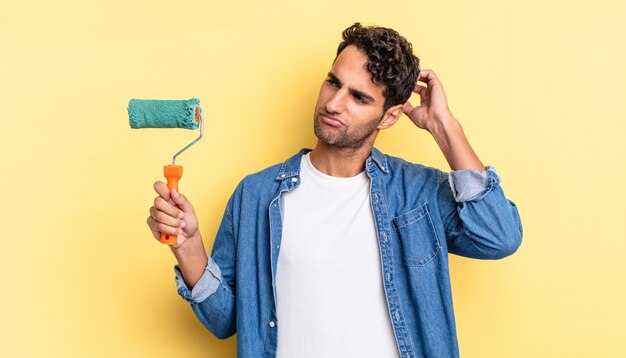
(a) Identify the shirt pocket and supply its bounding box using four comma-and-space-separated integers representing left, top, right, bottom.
392, 203, 441, 267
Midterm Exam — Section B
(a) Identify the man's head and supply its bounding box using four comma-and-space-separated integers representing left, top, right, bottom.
336, 23, 420, 113
313, 23, 420, 150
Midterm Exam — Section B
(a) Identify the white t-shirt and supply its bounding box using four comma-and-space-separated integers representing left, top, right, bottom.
275, 153, 400, 358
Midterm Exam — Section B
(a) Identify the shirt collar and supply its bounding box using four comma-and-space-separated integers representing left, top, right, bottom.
367, 147, 389, 174
275, 147, 389, 181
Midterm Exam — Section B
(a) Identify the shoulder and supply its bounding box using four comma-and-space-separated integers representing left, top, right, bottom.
240, 162, 283, 187
383, 152, 447, 186
233, 148, 309, 195
224, 162, 282, 213
371, 149, 449, 215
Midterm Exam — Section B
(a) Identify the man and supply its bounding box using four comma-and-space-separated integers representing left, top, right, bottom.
147, 23, 522, 358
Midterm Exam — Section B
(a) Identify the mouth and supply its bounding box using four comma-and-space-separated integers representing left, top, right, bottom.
319, 112, 344, 127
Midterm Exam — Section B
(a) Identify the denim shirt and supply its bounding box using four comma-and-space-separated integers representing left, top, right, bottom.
174, 148, 523, 358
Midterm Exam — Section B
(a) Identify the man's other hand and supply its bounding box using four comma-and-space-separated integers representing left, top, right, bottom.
403, 69, 455, 131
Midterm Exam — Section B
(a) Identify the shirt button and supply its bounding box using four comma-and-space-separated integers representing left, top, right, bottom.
269, 321, 275, 328
279, 174, 285, 178
291, 177, 298, 183
382, 232, 387, 241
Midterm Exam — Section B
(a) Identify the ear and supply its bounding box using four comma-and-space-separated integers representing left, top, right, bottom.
377, 104, 404, 130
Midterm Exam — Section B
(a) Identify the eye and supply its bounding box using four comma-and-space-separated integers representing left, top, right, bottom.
326, 78, 339, 87
353, 93, 367, 104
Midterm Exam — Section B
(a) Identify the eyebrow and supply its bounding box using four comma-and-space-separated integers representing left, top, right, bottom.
327, 72, 376, 104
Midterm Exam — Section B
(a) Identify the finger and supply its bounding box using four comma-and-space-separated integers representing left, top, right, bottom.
146, 216, 162, 240
414, 85, 429, 105
414, 85, 428, 103
412, 84, 428, 94
146, 216, 182, 240
157, 222, 183, 237
150, 215, 183, 237
148, 213, 183, 238
403, 101, 414, 115
146, 216, 180, 240
150, 206, 182, 228
153, 195, 183, 219
153, 181, 171, 202
171, 188, 195, 213
417, 69, 439, 85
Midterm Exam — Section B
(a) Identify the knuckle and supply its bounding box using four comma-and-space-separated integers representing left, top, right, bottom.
154, 196, 167, 209
148, 220, 159, 233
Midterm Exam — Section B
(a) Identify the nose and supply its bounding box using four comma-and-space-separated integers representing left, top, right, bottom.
325, 88, 347, 114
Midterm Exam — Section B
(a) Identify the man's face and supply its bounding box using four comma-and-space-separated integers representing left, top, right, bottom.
314, 45, 388, 149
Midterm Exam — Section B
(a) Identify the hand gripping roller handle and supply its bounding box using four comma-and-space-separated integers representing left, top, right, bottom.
160, 106, 204, 245
128, 98, 204, 245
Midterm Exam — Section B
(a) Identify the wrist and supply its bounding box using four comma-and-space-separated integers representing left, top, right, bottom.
426, 112, 459, 138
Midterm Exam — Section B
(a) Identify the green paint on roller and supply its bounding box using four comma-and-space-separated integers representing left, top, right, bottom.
128, 98, 201, 130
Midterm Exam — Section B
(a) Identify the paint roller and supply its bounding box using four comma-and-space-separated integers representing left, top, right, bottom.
128, 98, 204, 245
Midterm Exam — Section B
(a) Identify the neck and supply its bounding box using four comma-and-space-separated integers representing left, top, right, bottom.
309, 140, 373, 177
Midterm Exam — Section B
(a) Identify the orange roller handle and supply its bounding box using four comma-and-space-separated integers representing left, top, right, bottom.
160, 165, 183, 245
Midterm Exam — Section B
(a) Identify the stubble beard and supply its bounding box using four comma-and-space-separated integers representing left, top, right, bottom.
313, 110, 383, 150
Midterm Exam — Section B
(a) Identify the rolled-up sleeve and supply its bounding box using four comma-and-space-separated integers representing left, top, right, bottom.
448, 165, 499, 202
438, 165, 523, 259
174, 254, 223, 304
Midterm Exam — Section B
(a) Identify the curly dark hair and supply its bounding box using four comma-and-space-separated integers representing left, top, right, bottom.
336, 22, 420, 112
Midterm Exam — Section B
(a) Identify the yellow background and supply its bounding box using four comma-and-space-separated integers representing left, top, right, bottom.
1, 0, 625, 356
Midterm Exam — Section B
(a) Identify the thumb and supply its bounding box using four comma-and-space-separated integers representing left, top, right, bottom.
171, 188, 194, 213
